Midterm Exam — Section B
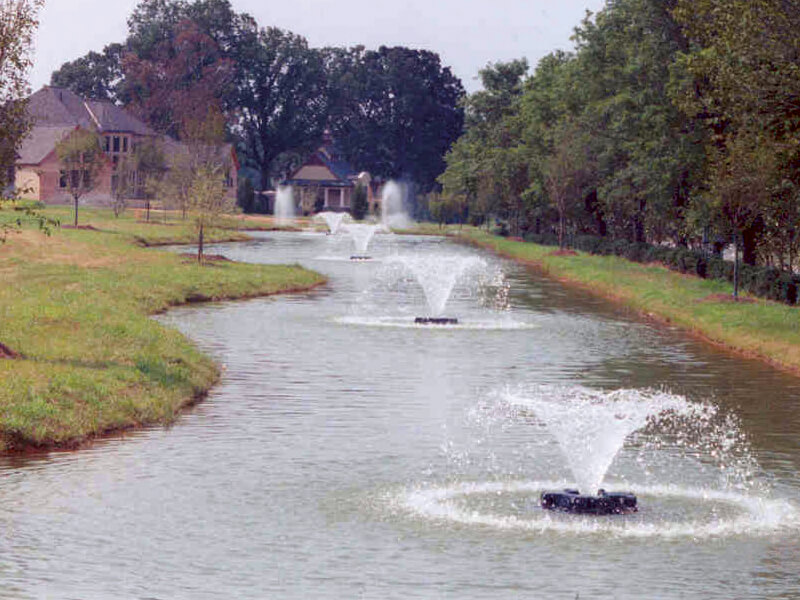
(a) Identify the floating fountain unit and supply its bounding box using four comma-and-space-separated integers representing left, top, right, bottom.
540, 488, 638, 515
414, 317, 459, 325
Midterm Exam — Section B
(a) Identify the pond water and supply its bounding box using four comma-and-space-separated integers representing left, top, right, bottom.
1, 231, 799, 599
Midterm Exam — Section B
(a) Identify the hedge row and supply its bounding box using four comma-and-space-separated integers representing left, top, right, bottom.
520, 232, 799, 305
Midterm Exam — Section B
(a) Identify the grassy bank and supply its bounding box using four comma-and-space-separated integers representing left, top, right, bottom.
391, 223, 465, 236
38, 205, 258, 246
461, 230, 800, 373
0, 209, 325, 451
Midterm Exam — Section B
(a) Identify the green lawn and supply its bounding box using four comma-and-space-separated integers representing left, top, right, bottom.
461, 230, 800, 373
0, 206, 325, 450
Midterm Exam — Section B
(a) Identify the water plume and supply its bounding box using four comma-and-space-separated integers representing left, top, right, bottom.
344, 223, 380, 255
386, 254, 486, 317
316, 211, 347, 234
274, 186, 295, 224
381, 181, 411, 230
504, 385, 706, 495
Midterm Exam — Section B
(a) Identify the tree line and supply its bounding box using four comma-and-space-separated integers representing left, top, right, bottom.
50, 0, 465, 208
439, 0, 800, 277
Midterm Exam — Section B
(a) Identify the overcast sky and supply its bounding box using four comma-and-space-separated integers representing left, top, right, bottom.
31, 0, 607, 94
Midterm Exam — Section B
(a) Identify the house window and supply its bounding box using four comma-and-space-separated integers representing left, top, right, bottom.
59, 170, 67, 188
123, 137, 128, 153
104, 136, 110, 152
113, 136, 120, 152
113, 155, 119, 167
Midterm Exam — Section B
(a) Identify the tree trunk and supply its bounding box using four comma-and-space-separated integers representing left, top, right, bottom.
558, 205, 566, 250
198, 222, 204, 264
73, 196, 79, 227
733, 234, 740, 299
145, 199, 151, 223
742, 218, 762, 266
633, 198, 646, 243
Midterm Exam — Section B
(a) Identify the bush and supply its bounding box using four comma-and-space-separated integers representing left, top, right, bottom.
351, 184, 369, 221
237, 178, 255, 214
494, 220, 510, 237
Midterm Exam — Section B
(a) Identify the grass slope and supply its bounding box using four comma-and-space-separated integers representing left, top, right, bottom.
461, 230, 800, 373
0, 208, 325, 450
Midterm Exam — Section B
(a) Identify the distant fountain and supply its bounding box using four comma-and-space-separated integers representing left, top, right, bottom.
317, 211, 347, 235
381, 181, 411, 230
344, 223, 380, 260
387, 254, 485, 324
274, 186, 296, 224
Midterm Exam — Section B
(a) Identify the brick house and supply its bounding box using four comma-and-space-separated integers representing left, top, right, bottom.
15, 86, 237, 206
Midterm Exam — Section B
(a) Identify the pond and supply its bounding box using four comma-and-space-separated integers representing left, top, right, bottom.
0, 231, 798, 599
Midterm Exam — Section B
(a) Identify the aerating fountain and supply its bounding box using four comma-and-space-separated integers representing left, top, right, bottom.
507, 386, 698, 516
274, 186, 295, 224
344, 223, 379, 260
387, 254, 485, 325
317, 211, 347, 235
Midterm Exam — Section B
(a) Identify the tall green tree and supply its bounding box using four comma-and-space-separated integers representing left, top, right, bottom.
235, 27, 329, 189
440, 59, 529, 233
50, 44, 124, 102
706, 128, 779, 297
672, 0, 800, 265
571, 0, 703, 243
329, 46, 465, 194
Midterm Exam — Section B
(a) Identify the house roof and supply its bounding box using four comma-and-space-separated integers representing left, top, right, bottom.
17, 125, 75, 165
287, 178, 354, 188
19, 87, 237, 170
85, 101, 158, 136
26, 86, 158, 136
285, 141, 359, 186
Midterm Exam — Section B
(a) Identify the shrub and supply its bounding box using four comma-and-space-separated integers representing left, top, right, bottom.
351, 184, 369, 221
237, 177, 255, 214
494, 220, 510, 237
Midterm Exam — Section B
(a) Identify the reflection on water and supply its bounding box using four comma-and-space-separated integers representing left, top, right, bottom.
0, 232, 798, 599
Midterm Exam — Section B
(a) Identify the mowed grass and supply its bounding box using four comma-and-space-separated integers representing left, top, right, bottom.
0, 206, 326, 450
40, 205, 326, 240
461, 230, 800, 372
39, 205, 257, 246
391, 222, 466, 236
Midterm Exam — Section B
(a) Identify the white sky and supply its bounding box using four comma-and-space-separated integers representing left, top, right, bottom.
31, 0, 607, 94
